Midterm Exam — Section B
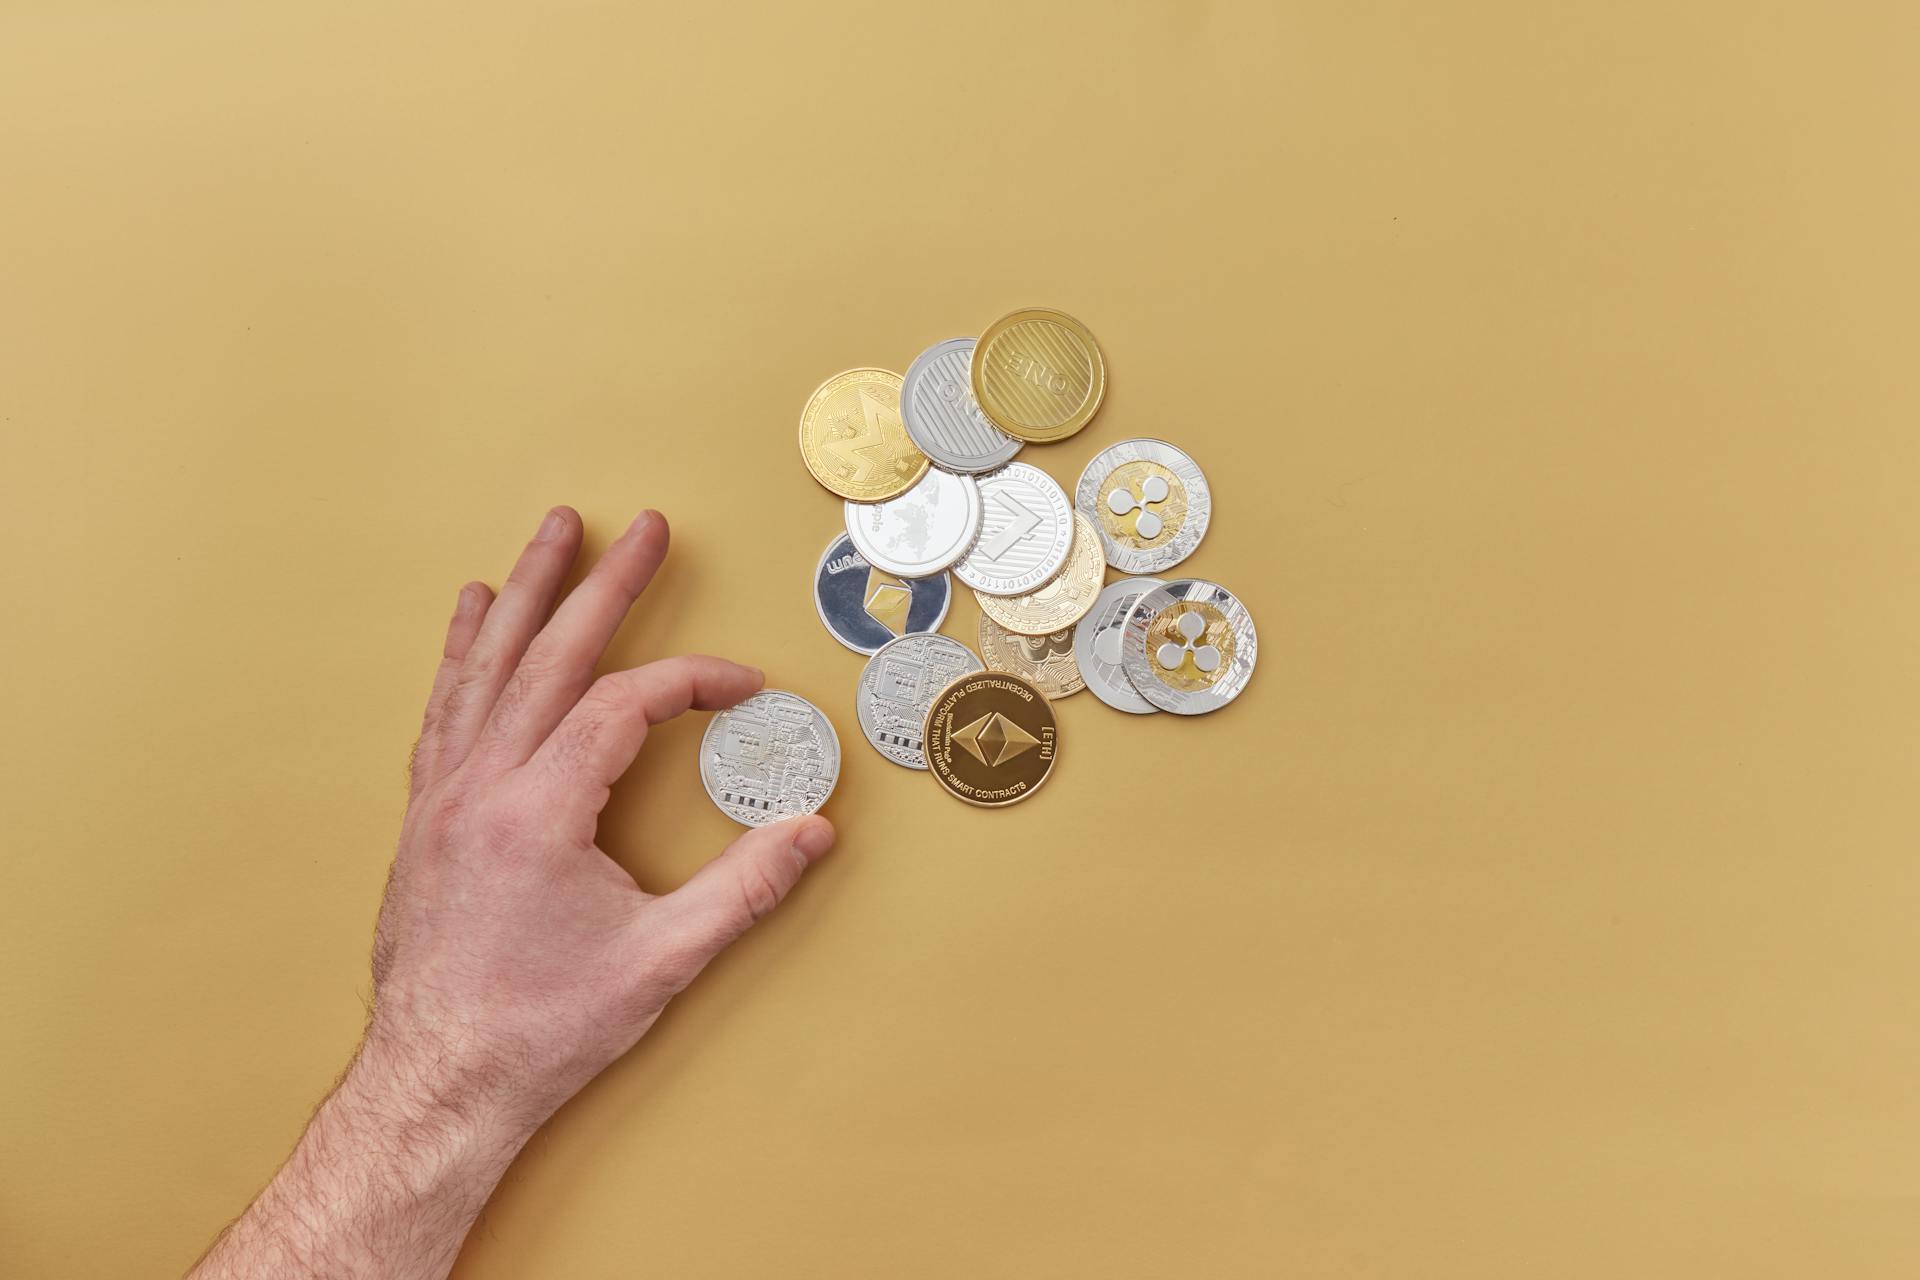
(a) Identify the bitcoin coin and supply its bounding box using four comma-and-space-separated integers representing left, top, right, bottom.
923, 670, 1058, 808
843, 466, 981, 578
855, 634, 985, 769
1075, 438, 1211, 574
1120, 578, 1257, 715
812, 533, 950, 655
699, 690, 841, 826
798, 368, 929, 502
977, 616, 1085, 700
953, 462, 1074, 597
1072, 576, 1165, 715
975, 511, 1104, 636
900, 337, 1023, 474
970, 307, 1105, 443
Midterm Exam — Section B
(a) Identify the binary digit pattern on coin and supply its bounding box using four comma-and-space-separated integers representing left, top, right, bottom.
1119, 579, 1257, 715
855, 634, 985, 769
954, 462, 1074, 597
975, 510, 1105, 636
1076, 438, 1211, 574
900, 338, 1023, 474
699, 690, 841, 826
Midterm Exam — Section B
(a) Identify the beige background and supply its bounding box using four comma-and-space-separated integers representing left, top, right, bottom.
3, 2, 1918, 1276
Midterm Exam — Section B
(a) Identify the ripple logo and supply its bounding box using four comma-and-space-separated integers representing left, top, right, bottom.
1155, 611, 1220, 673
1108, 474, 1171, 539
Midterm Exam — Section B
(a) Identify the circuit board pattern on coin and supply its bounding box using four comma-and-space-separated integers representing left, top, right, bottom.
855, 634, 985, 769
900, 338, 1023, 473
954, 462, 1074, 597
1075, 438, 1211, 574
813, 533, 950, 655
699, 690, 841, 826
1119, 579, 1257, 715
978, 616, 1086, 700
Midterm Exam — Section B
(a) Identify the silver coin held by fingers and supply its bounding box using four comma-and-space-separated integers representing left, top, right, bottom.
1119, 579, 1257, 715
1075, 438, 1212, 574
843, 466, 981, 578
699, 690, 841, 826
1073, 576, 1165, 714
855, 633, 985, 769
900, 337, 1023, 474
954, 462, 1074, 597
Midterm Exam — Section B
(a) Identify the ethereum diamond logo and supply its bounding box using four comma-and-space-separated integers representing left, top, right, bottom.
950, 711, 1040, 768
863, 568, 912, 636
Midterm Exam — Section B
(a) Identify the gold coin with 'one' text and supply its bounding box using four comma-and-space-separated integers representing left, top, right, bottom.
969, 308, 1106, 443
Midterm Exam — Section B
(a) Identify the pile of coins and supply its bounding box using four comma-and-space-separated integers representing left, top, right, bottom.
699, 307, 1258, 823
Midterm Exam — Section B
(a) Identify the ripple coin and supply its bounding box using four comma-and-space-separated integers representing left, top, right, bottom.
1075, 438, 1211, 574
699, 690, 841, 826
923, 670, 1058, 808
1120, 578, 1257, 715
855, 633, 985, 769
798, 368, 929, 502
1072, 576, 1165, 714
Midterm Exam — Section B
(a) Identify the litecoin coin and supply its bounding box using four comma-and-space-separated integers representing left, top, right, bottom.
976, 511, 1105, 636
843, 466, 981, 579
1120, 579, 1257, 715
970, 307, 1106, 443
954, 462, 1074, 597
699, 690, 841, 827
1072, 576, 1165, 715
798, 368, 930, 502
855, 634, 985, 769
977, 616, 1085, 700
1075, 438, 1211, 574
900, 338, 1023, 474
923, 670, 1058, 808
813, 533, 950, 655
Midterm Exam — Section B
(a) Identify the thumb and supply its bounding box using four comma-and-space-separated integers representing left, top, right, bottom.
661, 815, 836, 961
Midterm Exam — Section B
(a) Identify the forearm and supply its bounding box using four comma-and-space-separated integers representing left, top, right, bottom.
188, 1035, 541, 1280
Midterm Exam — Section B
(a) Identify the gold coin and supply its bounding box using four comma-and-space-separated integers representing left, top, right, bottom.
923, 670, 1058, 808
970, 308, 1105, 443
977, 616, 1086, 700
975, 511, 1105, 636
798, 368, 930, 502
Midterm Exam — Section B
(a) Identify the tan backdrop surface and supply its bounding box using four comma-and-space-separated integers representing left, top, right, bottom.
3, 2, 1917, 1276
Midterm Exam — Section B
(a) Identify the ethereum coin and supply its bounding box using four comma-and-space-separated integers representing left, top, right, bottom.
812, 533, 950, 655
923, 669, 1058, 808
1075, 438, 1211, 574
976, 511, 1105, 636
900, 337, 1023, 474
1120, 578, 1257, 715
1072, 576, 1165, 715
699, 690, 841, 827
798, 368, 930, 502
977, 616, 1085, 700
844, 466, 981, 578
970, 307, 1106, 444
855, 633, 985, 769
953, 462, 1074, 597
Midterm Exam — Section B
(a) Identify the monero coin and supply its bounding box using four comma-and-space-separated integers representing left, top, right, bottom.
1075, 438, 1211, 574
798, 368, 929, 502
1120, 578, 1257, 715
855, 633, 985, 769
923, 670, 1058, 808
813, 533, 950, 655
699, 690, 841, 826
1072, 576, 1165, 714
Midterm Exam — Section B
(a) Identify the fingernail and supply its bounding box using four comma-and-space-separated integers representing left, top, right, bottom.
627, 509, 659, 536
535, 508, 567, 541
455, 583, 483, 616
744, 664, 765, 685
792, 821, 835, 862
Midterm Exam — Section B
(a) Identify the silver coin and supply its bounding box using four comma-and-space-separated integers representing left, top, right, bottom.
1075, 438, 1212, 574
812, 533, 951, 655
900, 337, 1023, 474
843, 466, 981, 578
1120, 579, 1256, 715
954, 461, 1074, 597
699, 690, 841, 826
1072, 577, 1165, 715
854, 633, 985, 769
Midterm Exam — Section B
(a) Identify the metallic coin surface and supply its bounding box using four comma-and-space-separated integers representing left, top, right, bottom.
923, 670, 1058, 808
953, 462, 1074, 597
855, 634, 985, 769
1120, 579, 1257, 715
970, 307, 1106, 443
843, 466, 981, 578
900, 338, 1023, 474
798, 368, 930, 502
976, 511, 1105, 636
699, 690, 841, 826
813, 533, 950, 655
977, 616, 1085, 700
1072, 576, 1166, 715
1075, 438, 1212, 574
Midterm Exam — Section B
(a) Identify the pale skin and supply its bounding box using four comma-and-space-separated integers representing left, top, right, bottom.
188, 506, 836, 1280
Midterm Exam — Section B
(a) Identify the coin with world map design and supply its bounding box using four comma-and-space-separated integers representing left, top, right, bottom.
798, 368, 929, 502
922, 670, 1058, 808
977, 616, 1085, 700
844, 466, 980, 578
